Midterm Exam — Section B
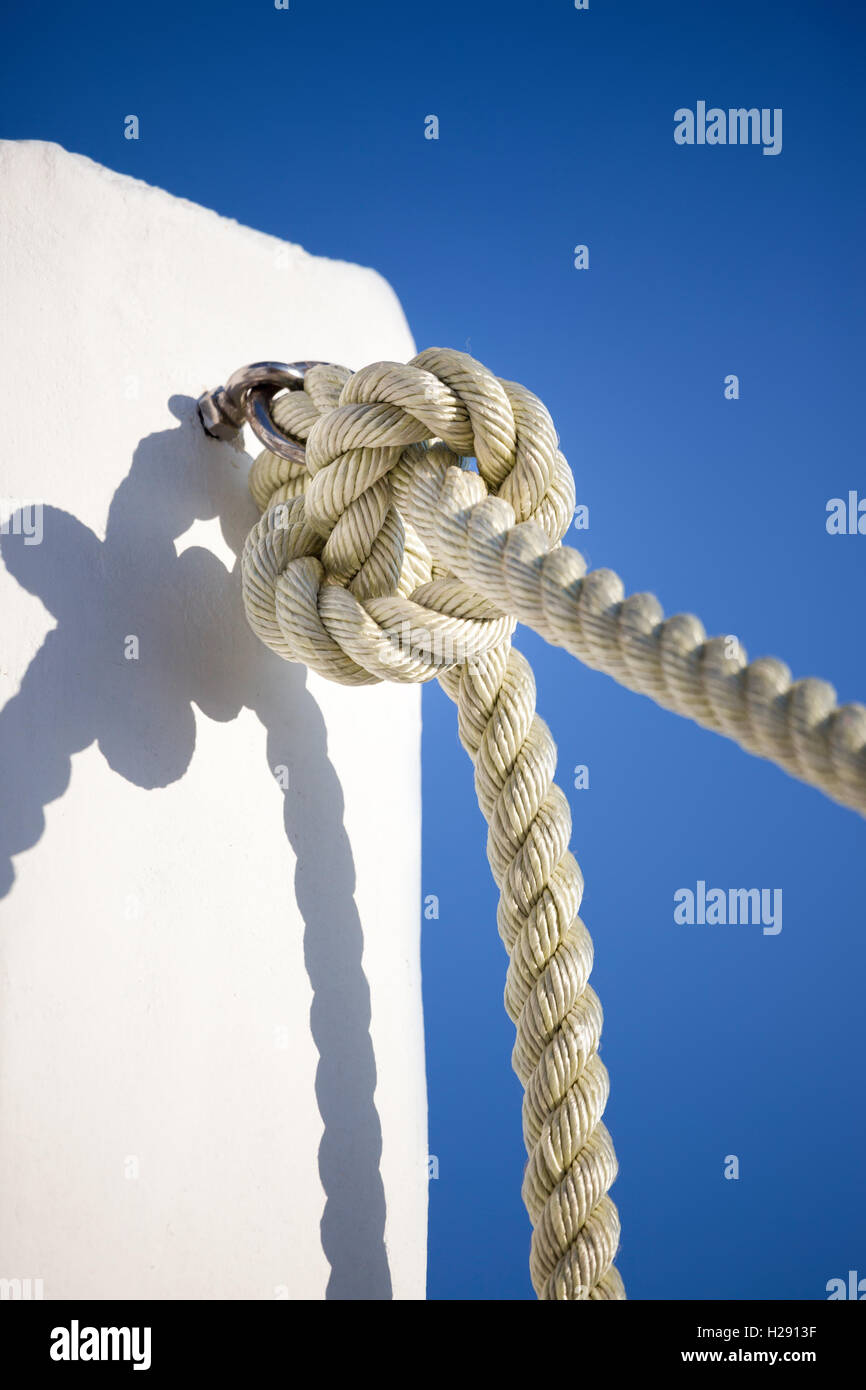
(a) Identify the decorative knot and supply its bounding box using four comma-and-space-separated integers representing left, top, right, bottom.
241, 349, 575, 685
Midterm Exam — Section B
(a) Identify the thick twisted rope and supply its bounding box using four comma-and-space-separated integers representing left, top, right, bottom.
241, 350, 625, 1297
437, 649, 624, 1299
243, 351, 866, 815
391, 455, 866, 817
238, 347, 866, 1298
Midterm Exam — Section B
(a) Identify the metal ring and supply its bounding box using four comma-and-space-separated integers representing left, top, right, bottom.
222, 361, 312, 417
198, 359, 342, 457
241, 362, 338, 463
245, 384, 307, 464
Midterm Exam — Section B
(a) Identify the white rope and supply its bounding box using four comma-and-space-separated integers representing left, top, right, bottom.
239, 348, 866, 1299
438, 649, 624, 1300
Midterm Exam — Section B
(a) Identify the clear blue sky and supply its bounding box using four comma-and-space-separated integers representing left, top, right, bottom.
2, 0, 863, 1300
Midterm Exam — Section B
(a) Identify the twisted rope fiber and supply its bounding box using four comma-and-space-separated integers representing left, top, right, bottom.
239, 348, 866, 1297
241, 351, 626, 1297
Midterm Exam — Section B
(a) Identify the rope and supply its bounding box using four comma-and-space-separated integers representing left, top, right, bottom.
239, 348, 866, 1299
244, 351, 866, 814
437, 649, 624, 1300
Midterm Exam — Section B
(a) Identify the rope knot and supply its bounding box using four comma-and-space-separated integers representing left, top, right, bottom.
241, 350, 575, 686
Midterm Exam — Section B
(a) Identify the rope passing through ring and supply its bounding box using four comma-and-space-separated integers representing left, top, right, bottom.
199, 348, 866, 1299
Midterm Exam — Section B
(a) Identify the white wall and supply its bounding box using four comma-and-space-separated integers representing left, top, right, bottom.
0, 141, 426, 1300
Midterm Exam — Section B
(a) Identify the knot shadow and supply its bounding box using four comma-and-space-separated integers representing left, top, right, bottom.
0, 395, 391, 1300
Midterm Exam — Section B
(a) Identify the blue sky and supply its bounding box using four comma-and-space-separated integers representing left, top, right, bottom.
2, 0, 864, 1299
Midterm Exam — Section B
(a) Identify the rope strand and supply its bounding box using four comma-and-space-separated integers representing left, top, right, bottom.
438, 649, 624, 1299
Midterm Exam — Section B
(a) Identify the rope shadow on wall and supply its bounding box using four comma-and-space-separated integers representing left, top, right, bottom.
0, 396, 392, 1300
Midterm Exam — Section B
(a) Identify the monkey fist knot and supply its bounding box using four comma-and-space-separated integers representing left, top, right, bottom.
240, 349, 576, 686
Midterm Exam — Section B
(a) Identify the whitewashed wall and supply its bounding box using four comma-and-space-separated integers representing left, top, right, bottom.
0, 141, 426, 1300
